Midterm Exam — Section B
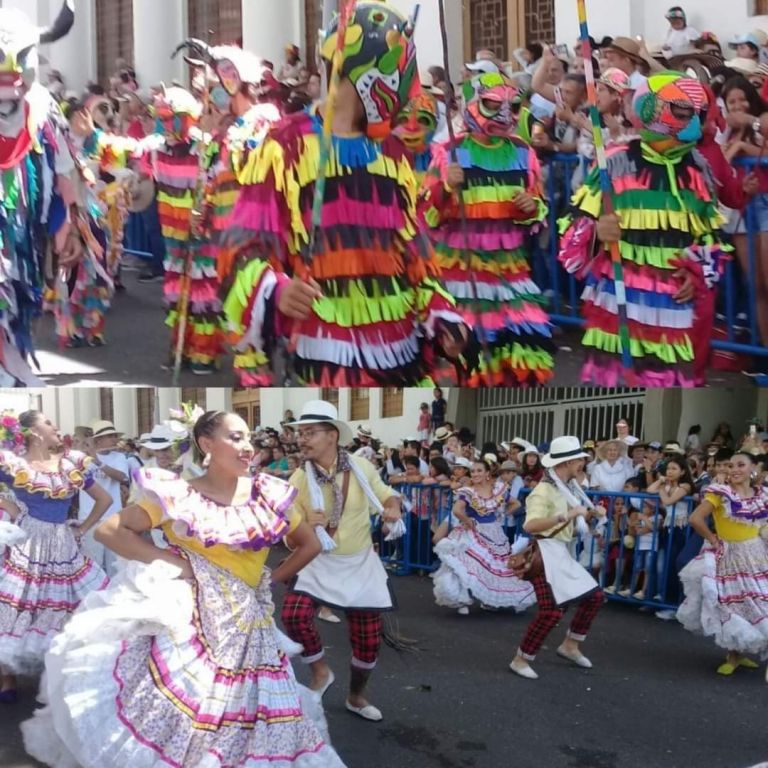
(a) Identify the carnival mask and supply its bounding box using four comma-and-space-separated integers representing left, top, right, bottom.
172, 39, 266, 100
462, 72, 522, 138
394, 90, 438, 154
0, 1, 74, 135
321, 1, 419, 141
152, 87, 202, 143
86, 96, 117, 132
631, 71, 708, 148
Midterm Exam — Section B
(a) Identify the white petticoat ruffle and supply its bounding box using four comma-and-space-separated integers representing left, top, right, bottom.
432, 523, 536, 611
21, 557, 346, 768
677, 537, 768, 660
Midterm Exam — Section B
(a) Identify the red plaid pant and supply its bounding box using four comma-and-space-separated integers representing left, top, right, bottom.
519, 575, 603, 660
281, 592, 382, 669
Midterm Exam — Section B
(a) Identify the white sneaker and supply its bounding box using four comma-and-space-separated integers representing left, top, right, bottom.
509, 659, 539, 679
557, 644, 593, 669
618, 589, 632, 597
632, 590, 645, 600
457, 606, 469, 615
603, 586, 616, 594
655, 609, 677, 621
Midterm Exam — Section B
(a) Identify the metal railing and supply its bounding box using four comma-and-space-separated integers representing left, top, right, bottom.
381, 483, 701, 612
536, 153, 768, 360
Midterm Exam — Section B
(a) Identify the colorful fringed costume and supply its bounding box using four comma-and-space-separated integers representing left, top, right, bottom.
223, 2, 463, 386
0, 2, 80, 384
225, 110, 462, 386
418, 73, 553, 386
80, 123, 135, 279
559, 72, 727, 387
149, 87, 224, 373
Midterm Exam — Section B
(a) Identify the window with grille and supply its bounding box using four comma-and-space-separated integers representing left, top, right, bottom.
96, 0, 134, 87
188, 0, 243, 45
321, 388, 339, 409
136, 389, 155, 437
99, 390, 114, 423
181, 388, 206, 408
382, 388, 404, 419
752, 0, 768, 15
350, 390, 369, 422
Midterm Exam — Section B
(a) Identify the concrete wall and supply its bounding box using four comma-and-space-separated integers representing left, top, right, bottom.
555, 0, 768, 50
132, 0, 185, 90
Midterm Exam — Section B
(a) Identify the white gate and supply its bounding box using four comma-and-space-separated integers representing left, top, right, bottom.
477, 388, 646, 448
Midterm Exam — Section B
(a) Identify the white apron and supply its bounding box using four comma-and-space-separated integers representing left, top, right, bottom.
538, 538, 599, 606
293, 545, 393, 610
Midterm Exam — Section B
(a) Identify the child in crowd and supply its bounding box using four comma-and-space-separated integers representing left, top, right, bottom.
662, 7, 699, 57
622, 496, 661, 599
431, 388, 447, 432
418, 403, 431, 444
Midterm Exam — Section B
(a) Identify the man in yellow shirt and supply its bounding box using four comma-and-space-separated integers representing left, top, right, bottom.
281, 401, 402, 722
509, 436, 605, 680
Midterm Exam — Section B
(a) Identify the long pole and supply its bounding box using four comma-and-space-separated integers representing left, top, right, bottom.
576, 0, 634, 379
172, 9, 213, 385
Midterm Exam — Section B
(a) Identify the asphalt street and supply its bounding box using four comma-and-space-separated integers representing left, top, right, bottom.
2, 568, 766, 768
29, 270, 747, 388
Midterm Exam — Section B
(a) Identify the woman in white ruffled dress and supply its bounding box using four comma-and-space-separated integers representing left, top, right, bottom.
0, 410, 110, 703
432, 459, 536, 615
22, 410, 347, 768
677, 451, 768, 680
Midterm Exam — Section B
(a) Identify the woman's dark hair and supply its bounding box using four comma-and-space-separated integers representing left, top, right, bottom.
472, 458, 492, 473
430, 456, 451, 477
481, 441, 498, 457
428, 65, 446, 84
688, 424, 701, 435
389, 449, 405, 473
722, 75, 766, 120
526, 42, 544, 61
192, 411, 228, 462
732, 450, 757, 463
404, 455, 421, 471
664, 456, 695, 490
564, 73, 587, 89
18, 411, 42, 429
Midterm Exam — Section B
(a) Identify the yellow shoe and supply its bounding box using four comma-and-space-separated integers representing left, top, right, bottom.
739, 658, 759, 669
717, 661, 737, 676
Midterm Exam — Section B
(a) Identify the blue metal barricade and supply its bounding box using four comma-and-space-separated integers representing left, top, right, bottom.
535, 153, 768, 361
382, 484, 699, 612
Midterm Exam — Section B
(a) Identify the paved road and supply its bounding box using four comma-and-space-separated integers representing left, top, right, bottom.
29, 271, 747, 388
2, 570, 766, 768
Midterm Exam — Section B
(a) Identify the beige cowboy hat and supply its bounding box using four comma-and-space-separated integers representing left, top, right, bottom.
285, 401, 353, 446
434, 426, 454, 442
541, 436, 589, 469
605, 37, 646, 64
357, 425, 373, 439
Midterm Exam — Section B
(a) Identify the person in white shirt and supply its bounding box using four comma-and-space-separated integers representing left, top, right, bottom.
589, 439, 635, 493
662, 7, 699, 57
79, 420, 129, 576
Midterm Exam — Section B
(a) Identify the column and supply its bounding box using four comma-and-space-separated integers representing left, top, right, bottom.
554, 0, 632, 43
242, 0, 302, 73
132, 0, 185, 90
389, 0, 464, 84
113, 389, 139, 436
260, 390, 287, 429
337, 389, 351, 423
51, 389, 78, 435
156, 388, 180, 423
369, 389, 383, 423
72, 389, 100, 429
205, 389, 232, 412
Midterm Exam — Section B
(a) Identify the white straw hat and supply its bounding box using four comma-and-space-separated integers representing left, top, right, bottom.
541, 436, 589, 468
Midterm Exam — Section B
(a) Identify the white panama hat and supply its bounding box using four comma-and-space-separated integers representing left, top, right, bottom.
285, 401, 353, 446
139, 424, 178, 451
541, 436, 589, 468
